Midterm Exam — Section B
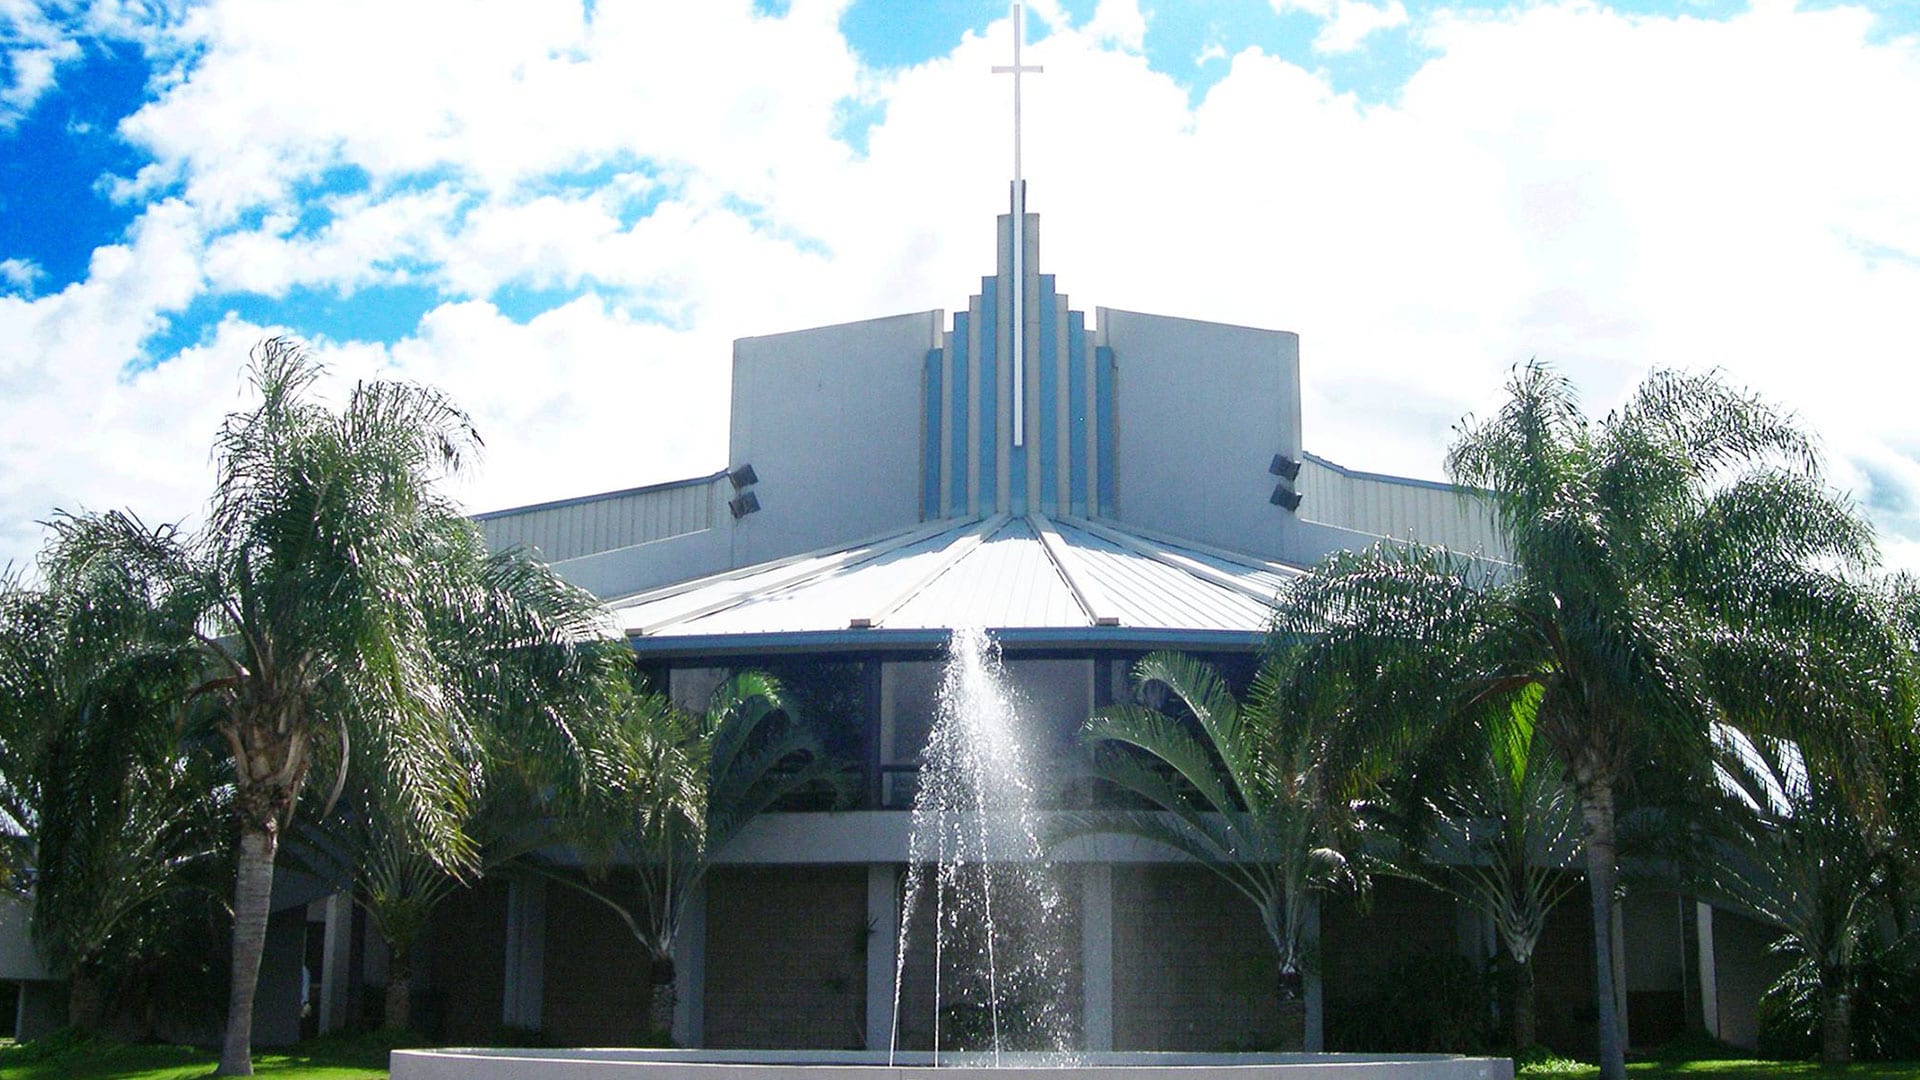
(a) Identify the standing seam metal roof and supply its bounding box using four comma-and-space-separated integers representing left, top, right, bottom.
613, 514, 1303, 640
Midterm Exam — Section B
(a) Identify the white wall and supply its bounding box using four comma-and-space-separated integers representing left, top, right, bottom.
729, 311, 943, 569
0, 896, 49, 981
1098, 308, 1302, 564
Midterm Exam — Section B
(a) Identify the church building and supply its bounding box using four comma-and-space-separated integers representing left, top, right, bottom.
364, 185, 1773, 1057
0, 19, 1786, 1052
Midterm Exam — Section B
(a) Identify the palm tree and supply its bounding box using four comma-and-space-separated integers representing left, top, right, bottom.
48, 338, 628, 1074
0, 531, 229, 1032
1274, 363, 1899, 1080
1695, 572, 1919, 1065
1079, 651, 1403, 1050
295, 694, 626, 1034
1705, 726, 1893, 1063
539, 672, 849, 1042
1371, 686, 1581, 1049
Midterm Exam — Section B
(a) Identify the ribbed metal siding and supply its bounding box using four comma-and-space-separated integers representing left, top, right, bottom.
478, 477, 720, 563
1296, 459, 1506, 557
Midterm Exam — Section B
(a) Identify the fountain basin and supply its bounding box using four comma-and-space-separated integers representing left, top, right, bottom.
389, 1048, 1514, 1080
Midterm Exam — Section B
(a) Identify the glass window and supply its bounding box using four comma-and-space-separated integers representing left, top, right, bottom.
756, 658, 870, 773
881, 659, 940, 808
668, 666, 727, 713
880, 655, 1093, 809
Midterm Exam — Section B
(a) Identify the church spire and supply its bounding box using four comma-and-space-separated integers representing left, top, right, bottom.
992, 2, 1042, 448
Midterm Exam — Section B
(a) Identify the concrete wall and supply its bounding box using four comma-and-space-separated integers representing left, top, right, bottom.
541, 876, 655, 1046
1530, 891, 1599, 1057
704, 866, 869, 1050
1319, 878, 1460, 1045
424, 880, 510, 1043
1622, 889, 1688, 1049
729, 312, 944, 570
13, 979, 65, 1041
1111, 865, 1280, 1051
0, 896, 49, 981
1098, 308, 1302, 565
1708, 906, 1788, 1051
252, 907, 309, 1047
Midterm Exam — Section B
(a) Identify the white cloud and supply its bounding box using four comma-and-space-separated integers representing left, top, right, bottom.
1, 0, 179, 129
201, 184, 467, 298
0, 256, 42, 290
0, 196, 216, 562
1269, 0, 1410, 54
1, 0, 81, 125
1318, 0, 1410, 53
4, 0, 1920, 579
1085, 0, 1146, 53
342, 296, 734, 515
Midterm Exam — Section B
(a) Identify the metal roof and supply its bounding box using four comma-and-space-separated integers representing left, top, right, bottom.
613, 514, 1303, 651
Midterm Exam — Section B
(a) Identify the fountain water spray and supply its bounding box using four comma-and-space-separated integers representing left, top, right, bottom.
890, 628, 1080, 1065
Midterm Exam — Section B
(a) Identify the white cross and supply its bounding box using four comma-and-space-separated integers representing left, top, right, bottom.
992, 2, 1042, 449
991, 1, 1043, 192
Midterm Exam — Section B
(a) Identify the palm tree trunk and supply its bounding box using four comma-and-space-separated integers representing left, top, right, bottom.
646, 956, 677, 1045
217, 823, 278, 1077
385, 953, 414, 1032
67, 969, 104, 1033
1275, 960, 1307, 1052
1819, 973, 1852, 1065
1498, 950, 1537, 1050
385, 971, 413, 1032
1578, 783, 1626, 1080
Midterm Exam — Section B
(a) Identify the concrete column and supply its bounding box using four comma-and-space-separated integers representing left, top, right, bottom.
1304, 895, 1324, 1052
16, 980, 65, 1040
1081, 864, 1114, 1051
316, 892, 354, 1034
1695, 901, 1719, 1040
502, 878, 547, 1031
675, 879, 707, 1047
865, 864, 900, 1051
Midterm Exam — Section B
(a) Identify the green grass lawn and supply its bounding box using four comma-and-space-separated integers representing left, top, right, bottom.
0, 1029, 407, 1079
1518, 1058, 1920, 1080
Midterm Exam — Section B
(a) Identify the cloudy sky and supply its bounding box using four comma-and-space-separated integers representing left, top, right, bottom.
3, 0, 1917, 572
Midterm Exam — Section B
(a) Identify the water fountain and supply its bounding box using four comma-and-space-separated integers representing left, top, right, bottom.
391, 628, 1512, 1080
889, 627, 1078, 1062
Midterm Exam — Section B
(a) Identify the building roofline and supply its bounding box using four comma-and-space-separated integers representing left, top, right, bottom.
733, 309, 942, 346
1301, 450, 1486, 497
626, 626, 1265, 660
471, 469, 728, 522
1093, 305, 1297, 340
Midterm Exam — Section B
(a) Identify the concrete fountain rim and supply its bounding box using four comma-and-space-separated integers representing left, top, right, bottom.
387, 1047, 1517, 1080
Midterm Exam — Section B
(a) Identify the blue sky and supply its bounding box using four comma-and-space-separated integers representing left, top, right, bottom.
3, 0, 1919, 570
